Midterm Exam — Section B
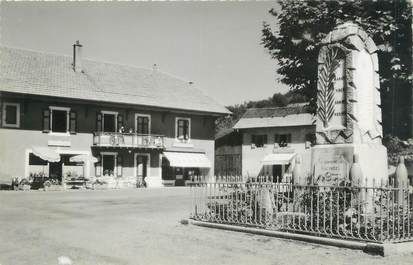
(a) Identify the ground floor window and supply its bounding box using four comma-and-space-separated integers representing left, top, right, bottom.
161, 157, 200, 186
28, 153, 82, 185
174, 168, 200, 186
28, 153, 48, 177
102, 154, 116, 176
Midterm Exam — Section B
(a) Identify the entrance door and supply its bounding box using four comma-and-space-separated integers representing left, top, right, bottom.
136, 155, 148, 187
49, 162, 62, 182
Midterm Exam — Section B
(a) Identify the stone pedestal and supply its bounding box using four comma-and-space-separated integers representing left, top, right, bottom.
311, 143, 387, 185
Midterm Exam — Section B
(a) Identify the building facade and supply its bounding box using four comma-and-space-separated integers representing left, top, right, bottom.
216, 104, 315, 179
0, 43, 229, 187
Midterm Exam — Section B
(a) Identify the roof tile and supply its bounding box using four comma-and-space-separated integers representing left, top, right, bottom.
233, 104, 315, 129
0, 46, 230, 115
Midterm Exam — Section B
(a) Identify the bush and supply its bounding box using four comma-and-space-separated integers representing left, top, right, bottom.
383, 135, 413, 166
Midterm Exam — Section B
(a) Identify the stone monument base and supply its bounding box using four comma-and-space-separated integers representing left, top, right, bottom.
311, 143, 388, 185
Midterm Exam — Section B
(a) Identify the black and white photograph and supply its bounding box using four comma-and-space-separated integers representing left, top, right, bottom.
0, 1, 412, 264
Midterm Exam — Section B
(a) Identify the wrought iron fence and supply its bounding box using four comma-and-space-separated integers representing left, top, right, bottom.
189, 176, 413, 243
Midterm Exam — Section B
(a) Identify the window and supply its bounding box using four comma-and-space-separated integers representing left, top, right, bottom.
274, 134, 291, 147
176, 118, 190, 141
103, 114, 116, 132
251, 134, 267, 148
99, 111, 119, 133
2, 103, 20, 128
102, 154, 116, 176
46, 106, 71, 134
52, 110, 67, 133
136, 114, 150, 134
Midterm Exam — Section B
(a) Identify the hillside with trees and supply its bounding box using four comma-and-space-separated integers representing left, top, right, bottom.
215, 90, 308, 136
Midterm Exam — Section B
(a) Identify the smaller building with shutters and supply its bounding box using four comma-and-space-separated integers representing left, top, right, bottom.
216, 104, 316, 180
0, 43, 230, 188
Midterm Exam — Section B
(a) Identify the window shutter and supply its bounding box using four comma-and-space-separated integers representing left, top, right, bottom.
42, 109, 50, 133
117, 114, 123, 132
69, 111, 77, 134
117, 155, 123, 177
0, 102, 3, 127
185, 119, 190, 139
96, 112, 102, 132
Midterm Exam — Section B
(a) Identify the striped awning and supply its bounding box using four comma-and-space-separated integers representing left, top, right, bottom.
163, 152, 211, 168
31, 146, 61, 162
261, 153, 296, 165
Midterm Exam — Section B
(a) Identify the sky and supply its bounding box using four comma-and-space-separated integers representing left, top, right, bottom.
0, 1, 288, 106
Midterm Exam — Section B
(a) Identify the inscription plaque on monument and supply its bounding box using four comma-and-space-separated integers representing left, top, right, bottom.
331, 57, 346, 129
314, 155, 348, 185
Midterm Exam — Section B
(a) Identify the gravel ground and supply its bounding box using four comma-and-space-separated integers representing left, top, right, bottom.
0, 188, 412, 265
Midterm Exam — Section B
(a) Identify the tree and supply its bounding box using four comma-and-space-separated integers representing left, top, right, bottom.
261, 0, 412, 138
271, 93, 289, 107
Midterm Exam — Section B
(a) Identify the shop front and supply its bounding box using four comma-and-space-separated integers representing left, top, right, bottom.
161, 151, 211, 186
261, 152, 296, 182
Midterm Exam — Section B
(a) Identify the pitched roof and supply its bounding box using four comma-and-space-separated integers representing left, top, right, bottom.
0, 46, 230, 115
233, 103, 315, 129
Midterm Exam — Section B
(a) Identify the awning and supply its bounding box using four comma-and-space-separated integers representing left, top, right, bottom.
261, 153, 296, 165
32, 146, 61, 162
163, 152, 211, 168
69, 154, 98, 163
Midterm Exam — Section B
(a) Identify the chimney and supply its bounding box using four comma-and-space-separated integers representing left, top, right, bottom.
73, 40, 83, 72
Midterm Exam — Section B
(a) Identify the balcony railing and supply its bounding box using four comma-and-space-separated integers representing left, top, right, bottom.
93, 132, 165, 149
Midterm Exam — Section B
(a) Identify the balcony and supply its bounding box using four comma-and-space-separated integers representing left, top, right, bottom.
93, 132, 165, 149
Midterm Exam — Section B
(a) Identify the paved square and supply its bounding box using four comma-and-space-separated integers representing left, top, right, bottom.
0, 188, 411, 265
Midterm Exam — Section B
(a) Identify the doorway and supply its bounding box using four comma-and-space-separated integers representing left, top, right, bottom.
272, 165, 283, 182
135, 154, 149, 187
49, 161, 63, 183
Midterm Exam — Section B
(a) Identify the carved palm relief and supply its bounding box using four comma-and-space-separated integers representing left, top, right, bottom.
315, 23, 383, 145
